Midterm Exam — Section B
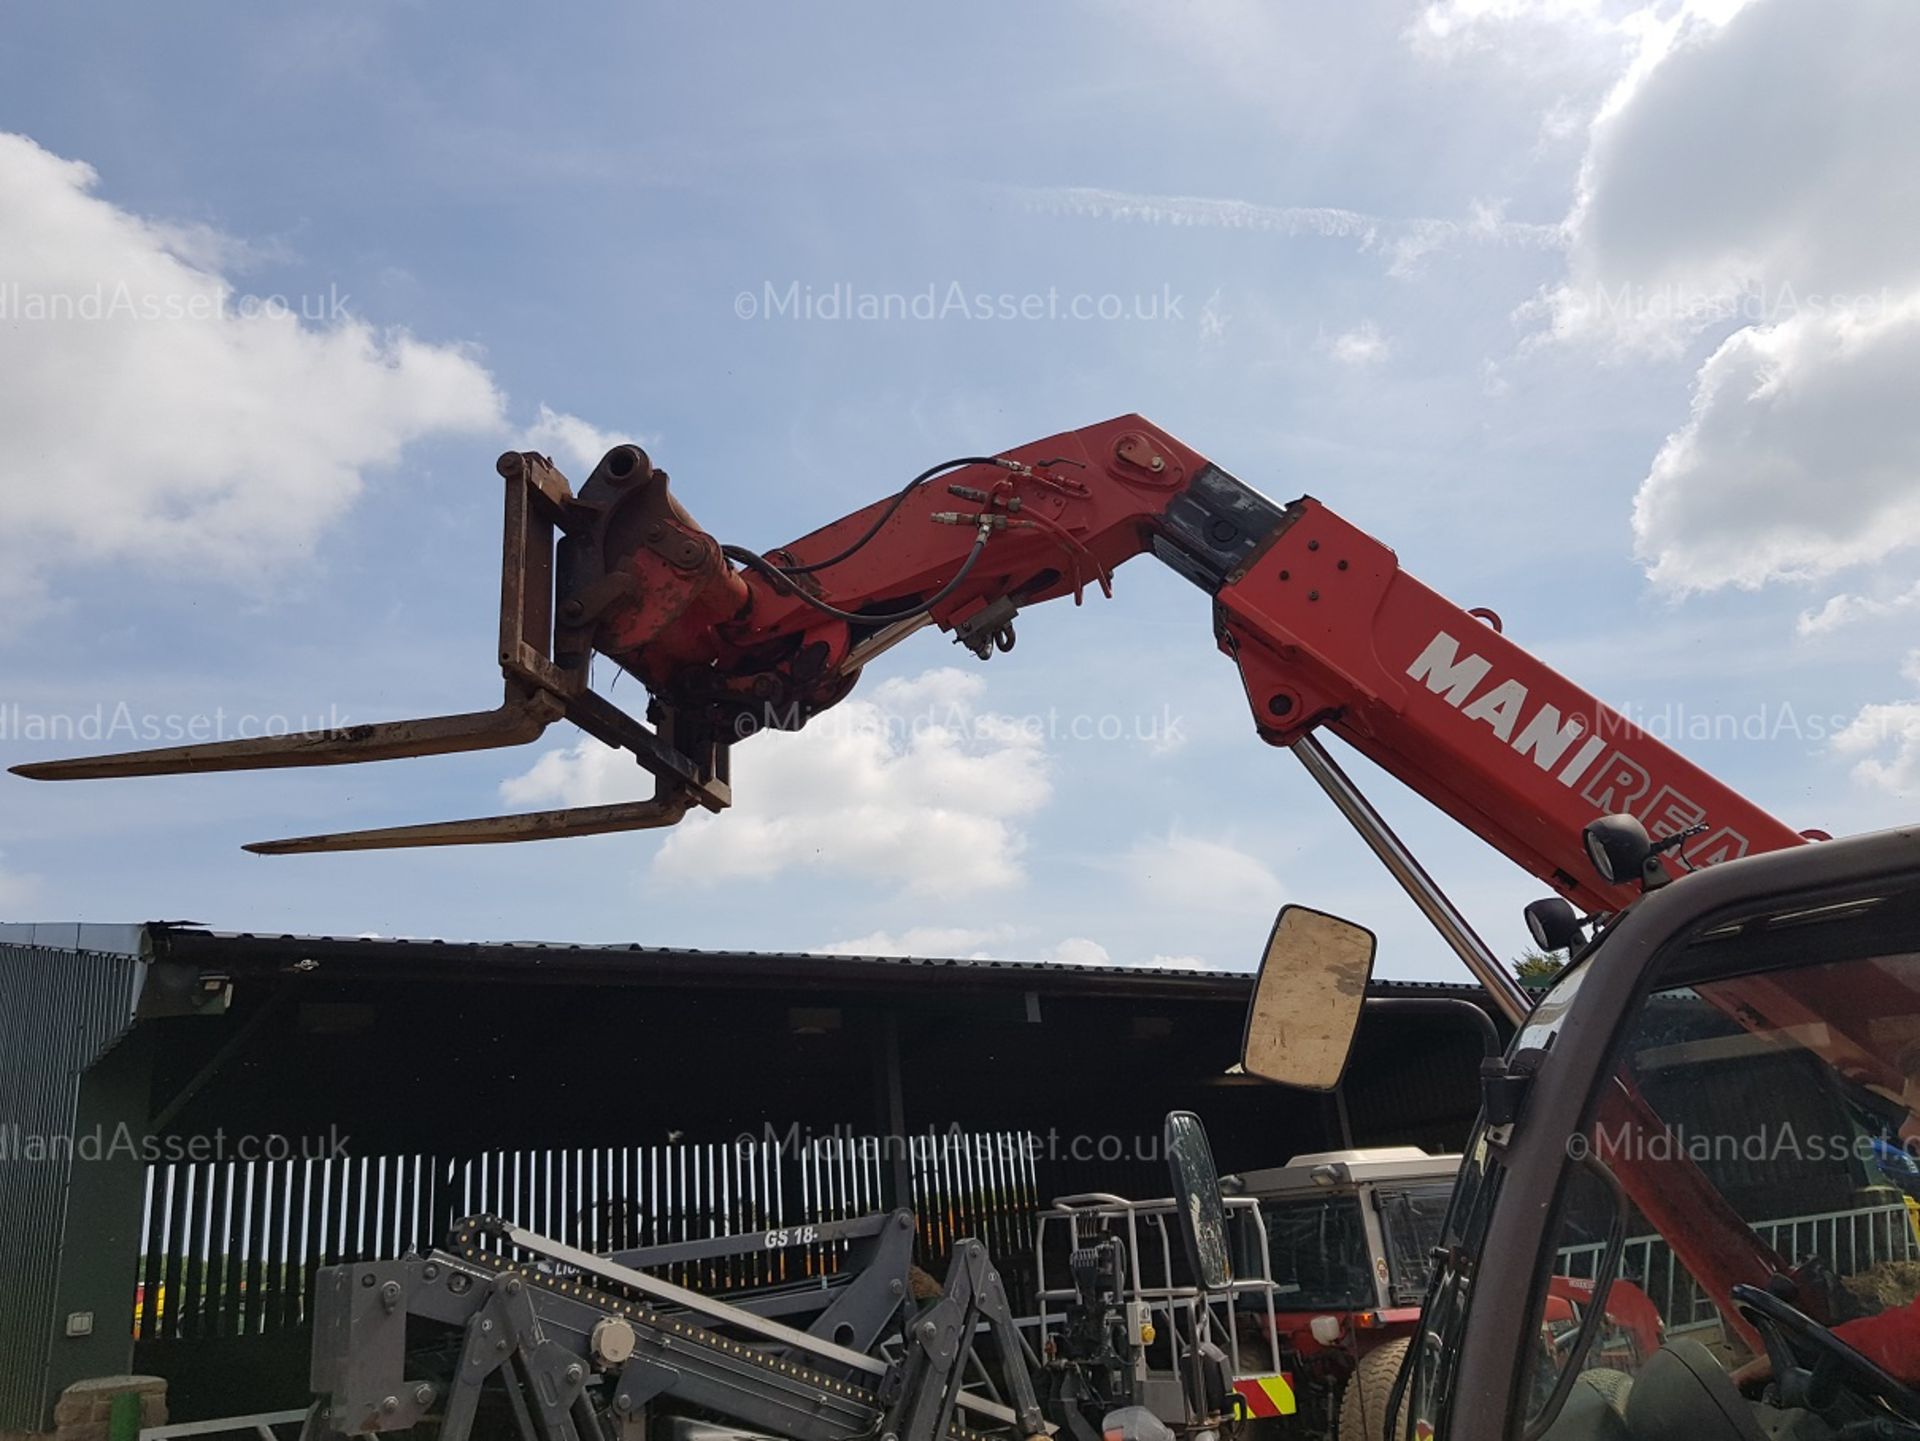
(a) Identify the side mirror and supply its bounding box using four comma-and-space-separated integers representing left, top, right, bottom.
1164, 1110, 1232, 1290
1239, 906, 1377, 1091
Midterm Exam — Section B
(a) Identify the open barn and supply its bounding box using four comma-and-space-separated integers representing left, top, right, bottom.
0, 922, 1503, 1430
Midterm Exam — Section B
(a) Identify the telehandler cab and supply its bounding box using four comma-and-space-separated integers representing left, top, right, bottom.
1242, 852, 1920, 1441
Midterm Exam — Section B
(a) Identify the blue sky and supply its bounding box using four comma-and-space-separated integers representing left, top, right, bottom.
4, 0, 1918, 978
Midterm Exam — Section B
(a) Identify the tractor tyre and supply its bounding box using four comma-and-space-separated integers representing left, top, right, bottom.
1338, 1339, 1411, 1441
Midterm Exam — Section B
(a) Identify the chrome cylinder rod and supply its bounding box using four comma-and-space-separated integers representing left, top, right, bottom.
1292, 734, 1531, 1024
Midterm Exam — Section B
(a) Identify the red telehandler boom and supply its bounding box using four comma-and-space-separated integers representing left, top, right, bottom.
11, 412, 1810, 895
11, 414, 1854, 1371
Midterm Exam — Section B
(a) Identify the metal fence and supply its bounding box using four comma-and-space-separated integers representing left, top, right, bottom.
1556, 1199, 1920, 1334
132, 1126, 1042, 1343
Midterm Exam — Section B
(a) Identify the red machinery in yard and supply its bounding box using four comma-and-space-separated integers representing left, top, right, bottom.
1232, 1149, 1460, 1438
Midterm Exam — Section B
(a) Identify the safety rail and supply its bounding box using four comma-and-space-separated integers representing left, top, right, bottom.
1033, 1193, 1283, 1384
1554, 1198, 1920, 1335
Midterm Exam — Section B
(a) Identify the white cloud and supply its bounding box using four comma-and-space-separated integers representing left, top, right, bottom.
1047, 937, 1114, 968
1834, 652, 1920, 797
1833, 702, 1920, 798
517, 404, 648, 475
814, 926, 1011, 959
1507, 0, 1920, 593
1407, 0, 1655, 172
0, 132, 506, 615
1797, 580, 1920, 637
502, 667, 1051, 896
497, 738, 641, 810
1149, 953, 1219, 971
1547, 0, 1913, 356
1632, 300, 1920, 590
813, 927, 1221, 970
1413, 0, 1618, 46
1020, 186, 1381, 242
1327, 322, 1390, 368
0, 855, 42, 913
1015, 186, 1561, 278
1110, 830, 1284, 919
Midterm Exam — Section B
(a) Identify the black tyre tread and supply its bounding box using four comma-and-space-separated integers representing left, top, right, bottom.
1339, 1339, 1411, 1441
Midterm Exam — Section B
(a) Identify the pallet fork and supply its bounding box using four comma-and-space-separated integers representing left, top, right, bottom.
12, 450, 733, 853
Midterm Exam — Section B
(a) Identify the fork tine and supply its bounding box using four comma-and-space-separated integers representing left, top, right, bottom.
242, 794, 694, 854
9, 693, 564, 781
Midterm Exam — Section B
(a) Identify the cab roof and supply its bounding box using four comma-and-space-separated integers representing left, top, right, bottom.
1234, 1147, 1462, 1195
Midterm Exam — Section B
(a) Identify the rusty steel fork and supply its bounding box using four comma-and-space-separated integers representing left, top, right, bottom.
10, 452, 731, 853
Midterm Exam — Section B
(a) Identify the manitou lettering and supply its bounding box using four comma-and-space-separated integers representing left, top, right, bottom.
1406, 631, 1492, 706
1557, 735, 1607, 785
1643, 785, 1706, 839
1405, 630, 1751, 867
1512, 703, 1589, 771
1581, 752, 1651, 815
1460, 679, 1528, 740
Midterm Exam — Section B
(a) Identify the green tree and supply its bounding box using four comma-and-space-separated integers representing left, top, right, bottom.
1513, 950, 1565, 985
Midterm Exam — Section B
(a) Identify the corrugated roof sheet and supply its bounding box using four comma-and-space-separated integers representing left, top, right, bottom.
124, 923, 1490, 1001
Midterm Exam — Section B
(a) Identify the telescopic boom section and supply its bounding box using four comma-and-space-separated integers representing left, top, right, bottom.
589, 416, 1241, 736
604, 413, 1807, 915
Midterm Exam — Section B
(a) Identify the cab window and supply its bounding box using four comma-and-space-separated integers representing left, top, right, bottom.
1519, 882, 1920, 1437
